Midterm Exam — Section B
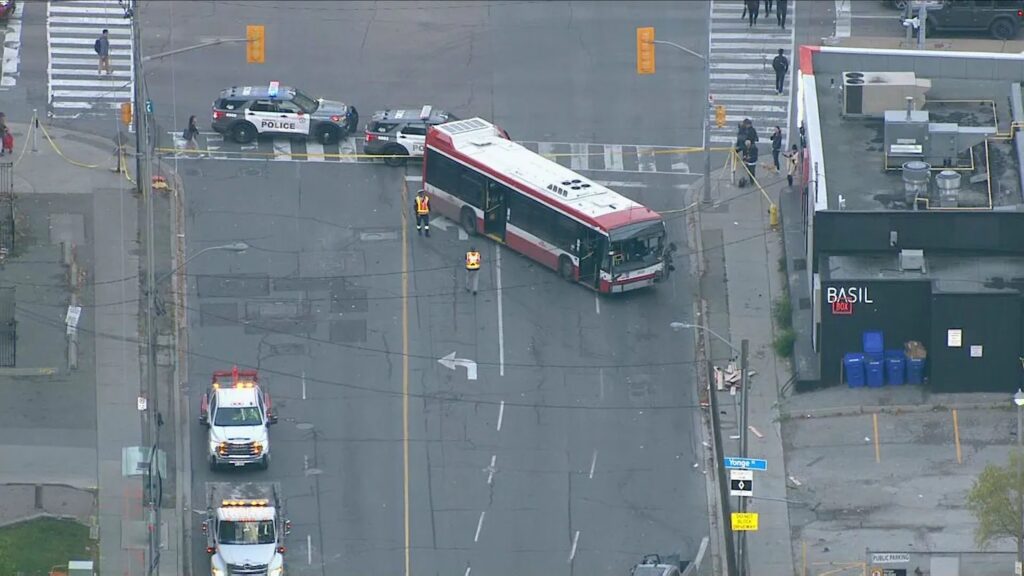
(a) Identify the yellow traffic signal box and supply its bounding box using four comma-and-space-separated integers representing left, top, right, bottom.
120, 102, 132, 126
715, 105, 727, 128
247, 25, 265, 64
636, 27, 655, 75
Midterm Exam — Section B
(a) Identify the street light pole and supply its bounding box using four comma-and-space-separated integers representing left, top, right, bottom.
155, 242, 249, 286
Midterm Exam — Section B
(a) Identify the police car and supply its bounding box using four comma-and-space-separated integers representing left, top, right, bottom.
364, 106, 457, 166
211, 81, 359, 145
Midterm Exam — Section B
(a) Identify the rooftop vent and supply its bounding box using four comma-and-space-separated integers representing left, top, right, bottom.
901, 161, 931, 205
842, 71, 930, 117
935, 170, 961, 208
899, 249, 925, 272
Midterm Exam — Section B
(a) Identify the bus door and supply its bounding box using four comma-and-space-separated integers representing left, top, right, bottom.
577, 230, 604, 289
484, 181, 507, 241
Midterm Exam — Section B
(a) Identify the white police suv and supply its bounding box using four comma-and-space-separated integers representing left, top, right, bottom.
364, 106, 456, 166
211, 81, 359, 145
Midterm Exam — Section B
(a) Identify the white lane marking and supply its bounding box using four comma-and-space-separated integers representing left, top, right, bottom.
273, 139, 292, 161
303, 454, 309, 470
474, 511, 485, 542
495, 244, 505, 376
464, 568, 472, 576
1, 1, 24, 87
48, 46, 132, 56
486, 455, 496, 485
570, 142, 589, 171
594, 294, 600, 315
46, 15, 134, 26
305, 141, 325, 162
835, 0, 852, 39
594, 180, 646, 189
637, 147, 657, 172
406, 174, 423, 182
568, 530, 580, 562
458, 227, 469, 241
307, 534, 312, 564
496, 400, 505, 431
51, 89, 132, 99
48, 36, 133, 46
588, 450, 598, 479
47, 5, 127, 15
50, 78, 128, 87
301, 371, 307, 400
605, 145, 624, 172
599, 369, 605, 400
47, 26, 132, 35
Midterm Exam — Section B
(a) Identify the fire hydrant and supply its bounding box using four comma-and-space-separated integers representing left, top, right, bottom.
769, 203, 779, 228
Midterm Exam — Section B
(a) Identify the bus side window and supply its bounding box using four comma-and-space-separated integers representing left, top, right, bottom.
458, 171, 485, 207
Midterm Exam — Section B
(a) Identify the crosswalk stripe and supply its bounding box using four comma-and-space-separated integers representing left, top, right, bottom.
712, 41, 791, 49
47, 0, 135, 116
305, 141, 326, 162
605, 145, 624, 172
570, 142, 588, 171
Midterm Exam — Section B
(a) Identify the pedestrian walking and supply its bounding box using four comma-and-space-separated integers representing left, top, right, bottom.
741, 118, 759, 145
799, 124, 807, 148
745, 0, 760, 26
772, 48, 789, 95
784, 144, 800, 187
0, 126, 12, 157
770, 126, 783, 172
413, 188, 431, 237
742, 139, 758, 182
764, 0, 773, 16
94, 29, 111, 76
777, 0, 789, 28
183, 115, 200, 151
465, 246, 481, 295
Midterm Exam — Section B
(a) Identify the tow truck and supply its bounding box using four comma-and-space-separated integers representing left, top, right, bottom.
199, 367, 277, 471
203, 482, 290, 576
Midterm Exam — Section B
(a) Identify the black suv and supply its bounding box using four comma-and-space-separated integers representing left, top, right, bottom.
211, 82, 358, 144
911, 0, 1024, 39
364, 106, 456, 166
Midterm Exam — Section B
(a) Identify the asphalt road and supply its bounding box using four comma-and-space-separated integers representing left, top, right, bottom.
146, 2, 710, 575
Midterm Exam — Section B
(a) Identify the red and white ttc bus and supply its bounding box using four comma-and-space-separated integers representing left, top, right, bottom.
422, 118, 669, 293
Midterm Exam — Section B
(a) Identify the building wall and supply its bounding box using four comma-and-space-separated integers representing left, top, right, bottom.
928, 292, 1023, 393
820, 280, 932, 384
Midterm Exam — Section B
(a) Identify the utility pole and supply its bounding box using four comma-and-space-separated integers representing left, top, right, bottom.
708, 355, 739, 576
736, 339, 750, 576
128, 0, 161, 573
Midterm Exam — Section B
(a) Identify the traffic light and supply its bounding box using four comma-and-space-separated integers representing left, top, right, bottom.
636, 27, 655, 75
120, 102, 132, 126
715, 105, 727, 128
247, 25, 265, 64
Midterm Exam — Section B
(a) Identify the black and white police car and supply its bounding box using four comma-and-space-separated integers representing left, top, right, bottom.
364, 106, 457, 166
211, 81, 359, 145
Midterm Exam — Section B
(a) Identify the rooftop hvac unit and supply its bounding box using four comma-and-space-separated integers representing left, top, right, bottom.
899, 249, 925, 272
842, 71, 931, 117
67, 561, 96, 576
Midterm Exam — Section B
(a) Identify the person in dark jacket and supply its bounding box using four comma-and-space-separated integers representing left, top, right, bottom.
772, 48, 789, 95
764, 0, 773, 16
742, 139, 758, 181
745, 0, 759, 26
770, 126, 783, 172
777, 0, 789, 28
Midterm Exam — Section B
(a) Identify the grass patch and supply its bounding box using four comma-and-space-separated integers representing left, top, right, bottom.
0, 517, 96, 575
772, 286, 795, 357
773, 328, 796, 357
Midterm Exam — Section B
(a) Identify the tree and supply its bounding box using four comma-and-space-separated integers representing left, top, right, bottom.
967, 449, 1024, 555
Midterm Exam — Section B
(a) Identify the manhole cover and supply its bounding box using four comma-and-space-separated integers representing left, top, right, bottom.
304, 468, 323, 476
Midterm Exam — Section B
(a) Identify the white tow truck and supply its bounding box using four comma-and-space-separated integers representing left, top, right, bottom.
203, 482, 290, 576
199, 367, 278, 470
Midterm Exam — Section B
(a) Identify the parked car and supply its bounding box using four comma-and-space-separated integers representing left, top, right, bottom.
896, 0, 1024, 40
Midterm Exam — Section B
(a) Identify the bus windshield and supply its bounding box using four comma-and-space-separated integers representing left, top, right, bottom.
606, 221, 666, 273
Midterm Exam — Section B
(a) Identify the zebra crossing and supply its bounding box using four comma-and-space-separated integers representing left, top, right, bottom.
708, 0, 796, 146
46, 0, 133, 117
161, 131, 703, 175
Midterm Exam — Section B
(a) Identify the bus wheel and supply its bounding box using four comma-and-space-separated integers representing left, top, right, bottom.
558, 256, 575, 281
460, 208, 477, 236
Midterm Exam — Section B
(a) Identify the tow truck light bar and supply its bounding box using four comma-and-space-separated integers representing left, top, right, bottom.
221, 499, 270, 507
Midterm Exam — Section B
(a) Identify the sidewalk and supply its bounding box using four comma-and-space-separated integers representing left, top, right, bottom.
694, 159, 796, 576
4, 120, 183, 575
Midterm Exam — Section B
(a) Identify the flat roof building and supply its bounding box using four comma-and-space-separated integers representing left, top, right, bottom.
792, 45, 1024, 393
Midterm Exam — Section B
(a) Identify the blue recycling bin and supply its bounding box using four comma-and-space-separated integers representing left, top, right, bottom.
844, 352, 866, 388
863, 331, 884, 359
866, 357, 884, 387
906, 357, 926, 384
885, 350, 906, 385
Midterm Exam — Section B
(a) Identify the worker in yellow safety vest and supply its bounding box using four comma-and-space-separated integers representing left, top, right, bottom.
465, 247, 481, 295
414, 189, 431, 237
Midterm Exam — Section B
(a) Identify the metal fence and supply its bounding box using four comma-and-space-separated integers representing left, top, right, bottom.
0, 161, 14, 257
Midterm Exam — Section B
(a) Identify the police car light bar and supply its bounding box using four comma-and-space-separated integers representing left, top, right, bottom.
268, 81, 280, 98
222, 499, 270, 507
420, 105, 433, 120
